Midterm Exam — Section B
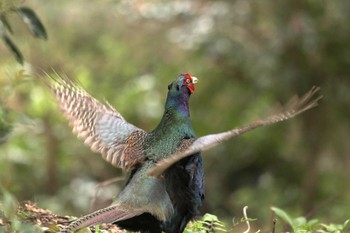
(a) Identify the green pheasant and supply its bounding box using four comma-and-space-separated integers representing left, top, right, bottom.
45, 73, 321, 233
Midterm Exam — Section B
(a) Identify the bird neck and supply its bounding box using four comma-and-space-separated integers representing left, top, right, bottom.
165, 92, 190, 118
153, 91, 193, 135
146, 91, 195, 161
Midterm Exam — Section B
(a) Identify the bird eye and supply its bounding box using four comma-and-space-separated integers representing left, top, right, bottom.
186, 78, 191, 84
168, 83, 173, 90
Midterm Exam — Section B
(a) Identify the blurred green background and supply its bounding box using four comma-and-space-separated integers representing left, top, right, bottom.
0, 0, 349, 231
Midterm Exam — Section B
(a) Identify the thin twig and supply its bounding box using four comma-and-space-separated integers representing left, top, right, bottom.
272, 219, 276, 233
243, 206, 250, 233
242, 206, 260, 233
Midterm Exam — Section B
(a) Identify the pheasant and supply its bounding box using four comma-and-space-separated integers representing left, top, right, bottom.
45, 73, 321, 233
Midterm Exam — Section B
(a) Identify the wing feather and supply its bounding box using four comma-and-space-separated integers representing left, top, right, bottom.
45, 73, 147, 171
148, 86, 322, 177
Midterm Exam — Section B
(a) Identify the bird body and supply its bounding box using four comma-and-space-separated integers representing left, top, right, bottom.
46, 72, 320, 233
113, 75, 205, 233
51, 74, 204, 233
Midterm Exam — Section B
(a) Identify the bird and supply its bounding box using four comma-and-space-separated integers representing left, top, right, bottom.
45, 72, 321, 233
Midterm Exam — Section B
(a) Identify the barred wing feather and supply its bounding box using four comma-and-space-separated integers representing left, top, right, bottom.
46, 74, 147, 171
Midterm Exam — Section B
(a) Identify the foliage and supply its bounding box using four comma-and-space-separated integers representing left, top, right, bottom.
2, 199, 349, 233
0, 101, 12, 144
0, 1, 47, 64
271, 206, 350, 233
185, 213, 227, 233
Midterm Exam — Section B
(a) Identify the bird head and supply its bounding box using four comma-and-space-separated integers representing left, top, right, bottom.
168, 73, 198, 95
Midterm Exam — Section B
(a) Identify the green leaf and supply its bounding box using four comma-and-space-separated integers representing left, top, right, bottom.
1, 188, 18, 219
0, 13, 13, 34
0, 107, 13, 145
293, 216, 307, 227
202, 213, 220, 222
16, 7, 47, 40
0, 20, 23, 64
271, 206, 295, 232
1, 34, 23, 64
185, 214, 227, 233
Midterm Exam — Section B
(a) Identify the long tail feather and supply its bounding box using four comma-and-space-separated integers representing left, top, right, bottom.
58, 205, 143, 233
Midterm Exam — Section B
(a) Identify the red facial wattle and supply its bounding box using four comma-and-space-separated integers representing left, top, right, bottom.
187, 83, 195, 93
182, 73, 198, 94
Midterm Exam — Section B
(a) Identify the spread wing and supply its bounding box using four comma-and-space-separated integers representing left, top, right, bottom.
149, 86, 322, 177
45, 73, 147, 171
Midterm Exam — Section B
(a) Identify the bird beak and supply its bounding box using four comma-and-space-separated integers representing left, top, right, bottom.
187, 76, 198, 94
192, 77, 198, 84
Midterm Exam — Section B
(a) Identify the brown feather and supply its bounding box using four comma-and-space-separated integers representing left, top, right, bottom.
45, 72, 148, 171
